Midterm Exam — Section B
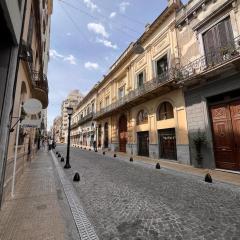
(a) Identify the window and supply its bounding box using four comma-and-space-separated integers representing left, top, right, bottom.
203, 17, 234, 65
91, 103, 95, 112
158, 102, 174, 120
100, 101, 103, 110
105, 96, 110, 106
118, 86, 125, 99
27, 8, 34, 46
156, 55, 168, 80
137, 71, 145, 88
137, 109, 148, 125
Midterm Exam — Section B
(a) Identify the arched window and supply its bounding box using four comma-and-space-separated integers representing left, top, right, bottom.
158, 102, 174, 120
137, 109, 148, 125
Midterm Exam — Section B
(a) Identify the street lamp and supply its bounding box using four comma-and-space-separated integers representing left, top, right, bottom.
64, 106, 73, 169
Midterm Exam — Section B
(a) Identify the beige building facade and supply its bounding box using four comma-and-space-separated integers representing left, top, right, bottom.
53, 116, 62, 143
2, 0, 52, 204
70, 0, 190, 164
71, 87, 97, 148
60, 90, 83, 143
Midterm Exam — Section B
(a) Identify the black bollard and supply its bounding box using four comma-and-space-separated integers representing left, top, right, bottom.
205, 173, 212, 183
56, 151, 59, 155
89, 149, 91, 151
58, 153, 61, 158
156, 163, 161, 169
73, 172, 80, 182
130, 157, 133, 162
61, 157, 64, 162
95, 150, 98, 152
103, 151, 105, 155
114, 153, 117, 158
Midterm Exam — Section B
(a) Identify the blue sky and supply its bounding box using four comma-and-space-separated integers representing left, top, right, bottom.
48, 0, 188, 128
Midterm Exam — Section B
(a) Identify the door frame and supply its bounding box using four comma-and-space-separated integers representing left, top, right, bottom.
137, 131, 149, 157
209, 99, 240, 170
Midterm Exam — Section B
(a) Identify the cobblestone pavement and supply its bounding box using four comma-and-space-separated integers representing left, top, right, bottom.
0, 150, 79, 240
56, 145, 240, 240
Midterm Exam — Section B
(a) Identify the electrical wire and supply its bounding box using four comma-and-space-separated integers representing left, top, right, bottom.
58, 0, 140, 39
74, 0, 145, 26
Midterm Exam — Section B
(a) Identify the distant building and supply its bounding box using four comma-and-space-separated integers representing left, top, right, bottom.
53, 116, 62, 143
60, 90, 83, 143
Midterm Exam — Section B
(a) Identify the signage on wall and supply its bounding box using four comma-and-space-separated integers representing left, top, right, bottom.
21, 98, 43, 128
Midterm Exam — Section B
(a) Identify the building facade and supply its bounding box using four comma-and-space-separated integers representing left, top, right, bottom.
0, 0, 27, 207
60, 90, 83, 143
71, 87, 97, 149
53, 116, 62, 143
69, 0, 190, 164
1, 0, 52, 205
176, 0, 240, 170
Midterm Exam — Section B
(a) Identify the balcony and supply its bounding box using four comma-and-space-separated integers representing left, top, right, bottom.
32, 71, 49, 108
71, 112, 94, 129
19, 40, 33, 63
179, 35, 240, 84
94, 69, 180, 120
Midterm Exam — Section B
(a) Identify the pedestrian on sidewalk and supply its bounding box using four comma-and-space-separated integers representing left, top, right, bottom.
48, 138, 53, 151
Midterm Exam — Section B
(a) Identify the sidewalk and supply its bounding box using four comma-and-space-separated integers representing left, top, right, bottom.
85, 146, 240, 187
0, 150, 79, 240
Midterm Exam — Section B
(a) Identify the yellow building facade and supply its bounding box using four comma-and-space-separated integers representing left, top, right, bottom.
70, 0, 190, 164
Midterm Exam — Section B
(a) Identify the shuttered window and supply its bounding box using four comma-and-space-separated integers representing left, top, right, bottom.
203, 17, 234, 64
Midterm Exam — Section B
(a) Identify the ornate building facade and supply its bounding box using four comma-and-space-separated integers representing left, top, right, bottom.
176, 0, 240, 170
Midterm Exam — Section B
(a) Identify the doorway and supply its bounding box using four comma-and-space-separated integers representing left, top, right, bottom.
119, 115, 127, 152
158, 128, 177, 160
137, 131, 149, 157
210, 100, 240, 170
104, 122, 109, 148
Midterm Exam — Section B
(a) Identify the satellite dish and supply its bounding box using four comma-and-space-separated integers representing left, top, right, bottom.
23, 98, 42, 114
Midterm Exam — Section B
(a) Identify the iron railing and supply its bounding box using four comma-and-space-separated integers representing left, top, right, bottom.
71, 112, 94, 129
94, 68, 181, 119
180, 35, 240, 79
32, 70, 49, 93
19, 40, 33, 63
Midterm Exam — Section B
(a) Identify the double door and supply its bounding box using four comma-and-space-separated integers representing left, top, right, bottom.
210, 101, 240, 170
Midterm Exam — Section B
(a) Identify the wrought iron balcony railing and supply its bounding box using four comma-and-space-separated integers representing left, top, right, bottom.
19, 40, 33, 63
32, 70, 49, 93
94, 68, 181, 119
180, 35, 240, 79
71, 112, 94, 129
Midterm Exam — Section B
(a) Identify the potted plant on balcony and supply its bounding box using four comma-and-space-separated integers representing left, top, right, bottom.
192, 130, 207, 167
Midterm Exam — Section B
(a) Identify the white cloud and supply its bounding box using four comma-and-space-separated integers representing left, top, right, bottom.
109, 12, 116, 18
87, 22, 109, 38
83, 0, 100, 12
96, 38, 118, 49
64, 55, 77, 65
84, 61, 99, 70
49, 49, 64, 59
66, 32, 72, 36
119, 2, 130, 13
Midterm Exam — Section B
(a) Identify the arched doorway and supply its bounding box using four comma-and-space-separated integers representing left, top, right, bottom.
119, 115, 127, 152
104, 122, 109, 148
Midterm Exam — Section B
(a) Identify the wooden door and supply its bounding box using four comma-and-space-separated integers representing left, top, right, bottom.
119, 115, 127, 152
229, 101, 240, 169
138, 132, 149, 157
210, 104, 237, 170
158, 129, 177, 160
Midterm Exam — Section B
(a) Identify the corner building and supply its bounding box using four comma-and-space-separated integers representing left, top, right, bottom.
176, 0, 240, 170
93, 0, 190, 164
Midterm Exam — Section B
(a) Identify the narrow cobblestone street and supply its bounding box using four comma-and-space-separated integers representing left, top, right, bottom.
56, 145, 240, 240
